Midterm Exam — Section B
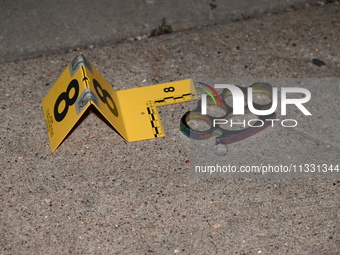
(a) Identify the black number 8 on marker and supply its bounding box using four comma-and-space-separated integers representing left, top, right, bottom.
54, 79, 79, 122
93, 79, 119, 117
164, 87, 175, 93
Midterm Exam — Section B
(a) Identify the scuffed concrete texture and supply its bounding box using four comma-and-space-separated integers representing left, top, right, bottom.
1, 2, 339, 255
0, 0, 319, 62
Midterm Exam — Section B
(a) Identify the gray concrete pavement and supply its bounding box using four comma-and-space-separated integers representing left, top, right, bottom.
1, 0, 317, 62
1, 1, 340, 255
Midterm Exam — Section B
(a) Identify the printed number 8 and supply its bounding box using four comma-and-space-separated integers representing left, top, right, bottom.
54, 79, 79, 122
164, 87, 175, 93
93, 79, 119, 117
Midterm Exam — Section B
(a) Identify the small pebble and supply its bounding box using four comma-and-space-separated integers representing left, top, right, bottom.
312, 58, 326, 67
213, 143, 228, 156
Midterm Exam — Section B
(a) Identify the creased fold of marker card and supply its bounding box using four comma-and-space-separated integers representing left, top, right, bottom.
42, 53, 197, 152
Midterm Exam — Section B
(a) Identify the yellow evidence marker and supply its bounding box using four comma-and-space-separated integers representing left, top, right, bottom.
42, 53, 197, 152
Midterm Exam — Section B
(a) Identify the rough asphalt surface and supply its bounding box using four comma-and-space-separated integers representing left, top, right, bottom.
1, 1, 339, 255
0, 0, 318, 62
